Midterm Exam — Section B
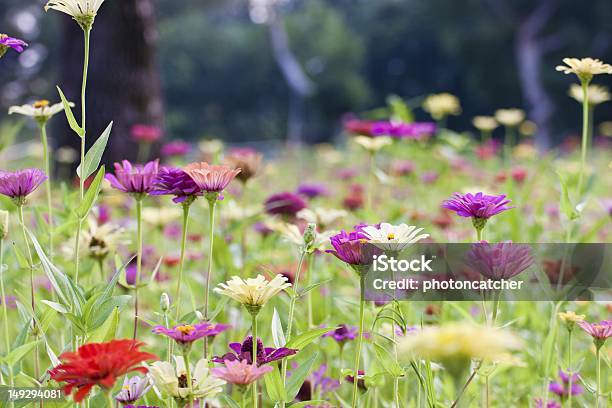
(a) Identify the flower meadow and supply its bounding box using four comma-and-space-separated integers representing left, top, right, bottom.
1, 2, 612, 408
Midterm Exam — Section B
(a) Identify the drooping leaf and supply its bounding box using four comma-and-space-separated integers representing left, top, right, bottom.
285, 327, 334, 350
57, 86, 83, 137
286, 352, 318, 400
264, 363, 287, 403
1, 340, 39, 366
373, 342, 405, 378
272, 308, 286, 348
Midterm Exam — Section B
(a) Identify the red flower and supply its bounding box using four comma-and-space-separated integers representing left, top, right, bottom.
49, 339, 158, 403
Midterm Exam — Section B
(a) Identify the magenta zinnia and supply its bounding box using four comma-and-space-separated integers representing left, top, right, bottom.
0, 34, 28, 57
466, 241, 533, 280
105, 160, 160, 194
211, 359, 273, 386
327, 228, 377, 269
442, 192, 513, 233
0, 169, 47, 204
212, 336, 298, 366
152, 322, 229, 348
578, 320, 611, 348
150, 167, 203, 203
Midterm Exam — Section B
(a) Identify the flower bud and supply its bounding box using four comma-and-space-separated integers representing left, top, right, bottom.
0, 210, 8, 240
160, 293, 170, 312
303, 223, 316, 252
195, 310, 204, 321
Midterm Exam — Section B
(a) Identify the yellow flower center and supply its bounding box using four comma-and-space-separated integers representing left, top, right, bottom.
176, 325, 195, 335
34, 100, 50, 109
387, 233, 395, 240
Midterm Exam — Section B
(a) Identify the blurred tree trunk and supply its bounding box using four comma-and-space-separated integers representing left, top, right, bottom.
54, 0, 163, 171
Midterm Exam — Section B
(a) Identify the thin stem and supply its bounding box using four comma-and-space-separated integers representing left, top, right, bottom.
183, 350, 194, 408
351, 274, 366, 408
307, 253, 314, 329
251, 313, 258, 408
132, 198, 143, 340
476, 228, 482, 242
39, 123, 53, 255
280, 251, 306, 407
366, 153, 375, 213
595, 348, 601, 408
568, 330, 573, 408
105, 390, 114, 408
203, 198, 216, 357
577, 80, 590, 198
79, 27, 91, 201
174, 203, 191, 321
0, 239, 15, 393
164, 310, 171, 362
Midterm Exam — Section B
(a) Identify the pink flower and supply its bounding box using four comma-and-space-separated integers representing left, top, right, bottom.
211, 359, 273, 386
130, 125, 162, 143
578, 320, 612, 348
183, 162, 241, 194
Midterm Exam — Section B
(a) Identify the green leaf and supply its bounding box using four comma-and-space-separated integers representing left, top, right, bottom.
264, 364, 287, 403
373, 342, 405, 378
557, 172, 579, 221
86, 295, 131, 331
88, 307, 120, 342
218, 395, 241, 408
289, 402, 328, 408
57, 86, 83, 137
76, 166, 105, 220
1, 340, 39, 366
40, 300, 69, 314
286, 353, 318, 400
271, 308, 286, 348
77, 121, 113, 180
285, 327, 334, 350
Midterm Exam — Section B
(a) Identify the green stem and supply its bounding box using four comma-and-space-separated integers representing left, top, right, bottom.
366, 153, 375, 213
351, 274, 366, 408
251, 313, 258, 408
280, 251, 306, 407
577, 80, 590, 197
132, 198, 143, 340
183, 350, 194, 408
175, 203, 191, 321
307, 253, 314, 329
39, 123, 53, 256
0, 238, 15, 393
595, 347, 601, 408
203, 198, 217, 358
79, 27, 91, 201
476, 228, 482, 242
105, 390, 114, 408
567, 329, 573, 408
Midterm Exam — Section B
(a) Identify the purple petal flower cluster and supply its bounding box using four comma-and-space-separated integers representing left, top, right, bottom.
264, 192, 307, 218
323, 324, 358, 343
466, 241, 533, 280
0, 169, 47, 202
160, 140, 191, 157
150, 167, 202, 203
442, 192, 513, 220
0, 34, 28, 56
534, 399, 561, 408
327, 228, 376, 267
549, 370, 583, 398
212, 336, 298, 366
152, 322, 230, 345
294, 364, 340, 402
296, 183, 329, 199
105, 160, 160, 194
114, 375, 150, 404
344, 119, 436, 140
578, 320, 612, 344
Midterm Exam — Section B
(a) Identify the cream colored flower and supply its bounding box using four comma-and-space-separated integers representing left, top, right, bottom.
494, 109, 525, 127
600, 121, 612, 137
64, 218, 127, 261
272, 222, 335, 252
361, 223, 429, 252
45, 0, 105, 29
398, 324, 522, 374
472, 116, 498, 132
556, 57, 612, 82
214, 274, 291, 307
558, 310, 586, 324
422, 93, 462, 120
141, 207, 181, 228
569, 84, 611, 105
297, 208, 347, 229
519, 120, 537, 137
222, 200, 260, 223
55, 146, 78, 164
148, 357, 225, 401
353, 136, 392, 152
198, 139, 224, 155
0, 210, 8, 240
9, 100, 73, 124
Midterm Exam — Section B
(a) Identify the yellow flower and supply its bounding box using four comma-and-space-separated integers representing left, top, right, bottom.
568, 84, 611, 105
422, 93, 462, 120
472, 116, 498, 132
558, 311, 585, 327
353, 136, 392, 152
556, 57, 612, 82
495, 109, 525, 127
398, 324, 521, 377
214, 274, 291, 308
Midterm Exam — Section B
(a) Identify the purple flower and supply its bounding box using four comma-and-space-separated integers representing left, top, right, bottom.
161, 140, 191, 157
442, 192, 513, 220
0, 169, 47, 204
212, 336, 298, 366
264, 192, 307, 218
150, 167, 203, 203
105, 160, 160, 194
549, 371, 583, 398
0, 34, 28, 57
152, 322, 230, 346
293, 364, 340, 401
114, 375, 150, 404
578, 320, 612, 348
534, 399, 561, 408
466, 241, 533, 280
131, 124, 162, 143
323, 325, 358, 343
296, 183, 329, 199
327, 229, 377, 267
125, 406, 159, 408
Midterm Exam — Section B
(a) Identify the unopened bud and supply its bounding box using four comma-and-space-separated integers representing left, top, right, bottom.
0, 210, 8, 240
195, 310, 205, 321
303, 223, 316, 251
160, 293, 170, 312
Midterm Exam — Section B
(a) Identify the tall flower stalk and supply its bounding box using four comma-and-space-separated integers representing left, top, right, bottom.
133, 196, 144, 340
0, 211, 14, 398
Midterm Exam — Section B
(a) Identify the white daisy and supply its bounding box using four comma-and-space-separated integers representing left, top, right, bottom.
148, 357, 225, 401
9, 100, 72, 124
45, 0, 106, 29
214, 274, 291, 308
361, 223, 429, 252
